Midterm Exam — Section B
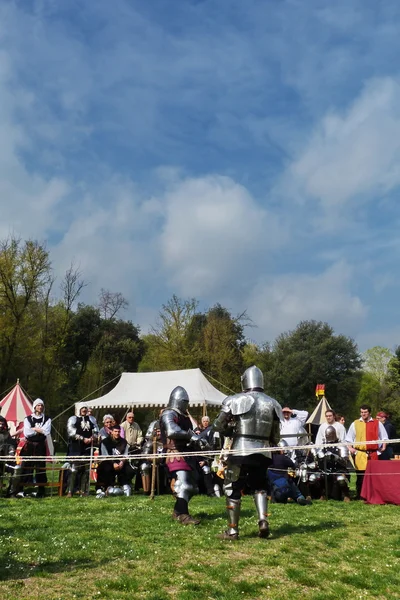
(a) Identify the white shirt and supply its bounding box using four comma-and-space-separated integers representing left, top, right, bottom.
280, 417, 308, 447
315, 422, 347, 446
23, 414, 52, 438
291, 410, 308, 426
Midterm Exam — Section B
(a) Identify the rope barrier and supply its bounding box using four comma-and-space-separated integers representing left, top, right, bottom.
1, 437, 399, 463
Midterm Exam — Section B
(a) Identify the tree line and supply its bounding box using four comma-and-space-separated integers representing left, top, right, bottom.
0, 237, 398, 424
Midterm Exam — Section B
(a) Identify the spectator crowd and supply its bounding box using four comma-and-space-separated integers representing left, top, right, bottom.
0, 399, 398, 503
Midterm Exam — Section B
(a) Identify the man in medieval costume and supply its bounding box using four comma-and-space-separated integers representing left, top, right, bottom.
17, 399, 52, 498
214, 366, 282, 540
346, 404, 388, 499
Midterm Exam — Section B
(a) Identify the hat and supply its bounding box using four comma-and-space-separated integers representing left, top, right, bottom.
376, 411, 388, 418
282, 407, 292, 413
33, 398, 44, 409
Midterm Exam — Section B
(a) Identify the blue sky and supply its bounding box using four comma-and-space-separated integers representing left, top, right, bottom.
1, 0, 400, 350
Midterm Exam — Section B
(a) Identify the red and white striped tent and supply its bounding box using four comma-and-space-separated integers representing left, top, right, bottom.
0, 380, 33, 435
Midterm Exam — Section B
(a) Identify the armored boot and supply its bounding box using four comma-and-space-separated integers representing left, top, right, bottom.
8, 464, 22, 498
142, 473, 151, 493
172, 513, 201, 525
219, 497, 241, 540
254, 491, 270, 538
79, 469, 89, 496
66, 466, 77, 498
213, 483, 222, 498
123, 484, 132, 497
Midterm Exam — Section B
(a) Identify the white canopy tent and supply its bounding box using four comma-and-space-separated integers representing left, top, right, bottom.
75, 368, 227, 415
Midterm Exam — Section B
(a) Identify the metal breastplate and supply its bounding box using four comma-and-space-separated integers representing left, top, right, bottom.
160, 410, 191, 452
231, 392, 277, 457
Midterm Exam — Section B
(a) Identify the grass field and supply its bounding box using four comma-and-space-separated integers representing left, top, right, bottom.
0, 493, 399, 600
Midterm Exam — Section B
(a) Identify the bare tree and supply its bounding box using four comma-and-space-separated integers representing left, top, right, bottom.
60, 261, 86, 314
98, 288, 128, 320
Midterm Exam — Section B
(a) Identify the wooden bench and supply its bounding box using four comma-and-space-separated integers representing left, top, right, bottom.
0, 464, 66, 497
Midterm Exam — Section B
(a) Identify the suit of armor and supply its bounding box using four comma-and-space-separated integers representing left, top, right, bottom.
316, 426, 351, 501
160, 386, 204, 525
214, 366, 282, 540
196, 426, 223, 497
66, 411, 97, 496
140, 420, 163, 493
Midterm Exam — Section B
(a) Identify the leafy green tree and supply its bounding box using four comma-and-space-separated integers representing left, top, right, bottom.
268, 320, 362, 414
362, 346, 393, 384
198, 304, 246, 392
0, 237, 52, 388
139, 295, 200, 371
242, 342, 273, 388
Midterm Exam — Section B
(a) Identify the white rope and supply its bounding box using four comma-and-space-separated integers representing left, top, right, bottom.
1, 437, 399, 463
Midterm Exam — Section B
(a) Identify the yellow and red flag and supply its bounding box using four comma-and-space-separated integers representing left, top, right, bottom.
315, 384, 325, 397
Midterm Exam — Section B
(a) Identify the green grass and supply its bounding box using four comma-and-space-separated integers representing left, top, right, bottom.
0, 494, 399, 600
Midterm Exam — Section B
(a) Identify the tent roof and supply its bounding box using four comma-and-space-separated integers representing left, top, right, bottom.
75, 368, 227, 413
306, 396, 332, 425
0, 381, 33, 423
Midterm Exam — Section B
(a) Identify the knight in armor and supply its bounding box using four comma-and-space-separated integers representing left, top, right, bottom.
296, 444, 324, 501
66, 406, 98, 497
214, 366, 283, 540
317, 425, 351, 502
160, 386, 206, 525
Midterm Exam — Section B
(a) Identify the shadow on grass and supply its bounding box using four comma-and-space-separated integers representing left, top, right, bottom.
243, 520, 345, 540
0, 556, 112, 582
196, 509, 255, 521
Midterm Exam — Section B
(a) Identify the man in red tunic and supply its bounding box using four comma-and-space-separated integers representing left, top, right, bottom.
346, 404, 388, 499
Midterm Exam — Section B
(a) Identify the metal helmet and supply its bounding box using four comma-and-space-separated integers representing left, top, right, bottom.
168, 386, 190, 415
106, 486, 124, 496
241, 366, 264, 392
325, 426, 338, 444
278, 439, 290, 455
145, 419, 160, 438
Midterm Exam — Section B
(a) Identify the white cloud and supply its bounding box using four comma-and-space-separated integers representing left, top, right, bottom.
51, 178, 163, 305
245, 261, 367, 343
288, 78, 400, 210
160, 175, 284, 297
0, 49, 69, 242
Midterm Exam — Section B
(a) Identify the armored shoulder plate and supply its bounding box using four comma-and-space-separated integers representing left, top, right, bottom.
229, 393, 255, 416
